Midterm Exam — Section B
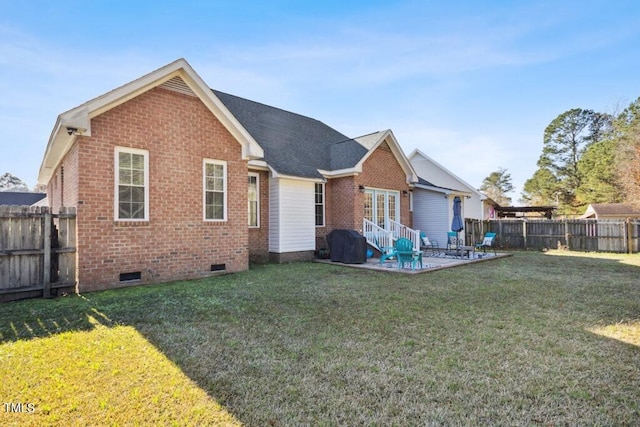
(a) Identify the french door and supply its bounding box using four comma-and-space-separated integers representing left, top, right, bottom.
363, 188, 400, 230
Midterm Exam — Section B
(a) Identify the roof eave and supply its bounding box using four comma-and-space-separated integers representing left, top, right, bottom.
271, 171, 326, 183
318, 168, 359, 178
414, 183, 452, 195
38, 58, 264, 185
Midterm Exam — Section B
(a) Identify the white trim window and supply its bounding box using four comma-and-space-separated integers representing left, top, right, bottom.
203, 159, 227, 221
115, 147, 149, 221
315, 183, 325, 227
248, 172, 259, 227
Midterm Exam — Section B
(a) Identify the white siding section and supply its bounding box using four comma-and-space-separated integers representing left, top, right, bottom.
413, 189, 450, 247
269, 178, 280, 252
269, 178, 315, 253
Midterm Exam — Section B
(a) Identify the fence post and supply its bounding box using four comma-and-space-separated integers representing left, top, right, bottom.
43, 211, 51, 298
522, 220, 527, 249
627, 218, 633, 254
564, 218, 570, 250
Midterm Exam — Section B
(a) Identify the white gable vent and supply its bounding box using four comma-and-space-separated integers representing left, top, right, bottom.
160, 76, 197, 97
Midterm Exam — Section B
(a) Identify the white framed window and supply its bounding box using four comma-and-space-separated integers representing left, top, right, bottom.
248, 173, 259, 227
203, 159, 227, 221
315, 183, 325, 227
115, 147, 149, 221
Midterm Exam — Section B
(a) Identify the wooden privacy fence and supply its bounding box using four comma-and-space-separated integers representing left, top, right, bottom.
465, 218, 640, 253
0, 206, 76, 302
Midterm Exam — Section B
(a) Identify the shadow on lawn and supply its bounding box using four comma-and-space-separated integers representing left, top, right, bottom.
2, 251, 637, 344
2, 254, 640, 424
0, 294, 116, 342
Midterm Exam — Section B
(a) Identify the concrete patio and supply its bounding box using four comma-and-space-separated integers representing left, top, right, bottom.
315, 251, 512, 274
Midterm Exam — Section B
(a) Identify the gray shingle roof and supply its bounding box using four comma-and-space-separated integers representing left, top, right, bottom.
0, 192, 46, 206
417, 176, 437, 187
416, 176, 459, 192
213, 90, 369, 178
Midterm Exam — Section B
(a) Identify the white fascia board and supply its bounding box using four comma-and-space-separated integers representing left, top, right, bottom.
317, 168, 359, 178
174, 64, 264, 160
448, 190, 473, 197
270, 170, 325, 183
38, 117, 76, 184
248, 159, 270, 171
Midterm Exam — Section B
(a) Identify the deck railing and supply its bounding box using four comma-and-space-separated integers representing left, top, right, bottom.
363, 218, 420, 252
389, 219, 420, 251
363, 218, 393, 251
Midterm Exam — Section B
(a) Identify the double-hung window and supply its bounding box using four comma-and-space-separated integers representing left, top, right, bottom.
315, 183, 325, 227
115, 147, 148, 221
204, 160, 227, 221
248, 173, 259, 227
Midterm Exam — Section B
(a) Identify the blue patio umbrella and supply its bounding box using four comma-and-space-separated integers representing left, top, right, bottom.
451, 196, 464, 234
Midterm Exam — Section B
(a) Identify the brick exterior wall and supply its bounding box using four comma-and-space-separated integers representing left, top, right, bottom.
47, 142, 80, 211
48, 86, 249, 292
248, 169, 270, 263
356, 142, 411, 227
316, 141, 411, 249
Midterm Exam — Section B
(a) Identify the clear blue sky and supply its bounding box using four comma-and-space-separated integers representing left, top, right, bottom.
2, 1, 639, 200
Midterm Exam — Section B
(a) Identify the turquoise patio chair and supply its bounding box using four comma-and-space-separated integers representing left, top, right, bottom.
475, 232, 497, 255
373, 234, 397, 264
446, 231, 460, 250
396, 237, 423, 270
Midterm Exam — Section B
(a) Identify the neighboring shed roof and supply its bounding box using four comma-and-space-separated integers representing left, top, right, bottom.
0, 192, 46, 206
579, 203, 640, 219
496, 206, 556, 219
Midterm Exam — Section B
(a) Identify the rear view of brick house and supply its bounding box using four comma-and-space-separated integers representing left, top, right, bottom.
38, 58, 419, 292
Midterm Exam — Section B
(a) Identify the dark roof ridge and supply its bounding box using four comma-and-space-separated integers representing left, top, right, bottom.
212, 89, 335, 131
353, 130, 384, 139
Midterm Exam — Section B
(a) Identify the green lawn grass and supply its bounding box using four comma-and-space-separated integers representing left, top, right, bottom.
1, 251, 640, 426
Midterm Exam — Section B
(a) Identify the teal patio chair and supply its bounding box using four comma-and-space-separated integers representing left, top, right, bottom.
444, 231, 460, 257
475, 232, 497, 255
446, 231, 460, 250
396, 237, 423, 270
374, 234, 397, 264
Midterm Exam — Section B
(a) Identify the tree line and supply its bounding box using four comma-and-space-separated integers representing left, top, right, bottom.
480, 97, 640, 215
0, 173, 45, 193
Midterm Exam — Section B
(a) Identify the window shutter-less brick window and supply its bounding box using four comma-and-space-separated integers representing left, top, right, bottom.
115, 147, 148, 220
204, 160, 227, 221
248, 173, 259, 227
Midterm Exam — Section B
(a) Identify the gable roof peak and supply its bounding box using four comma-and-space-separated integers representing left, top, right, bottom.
38, 58, 263, 184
